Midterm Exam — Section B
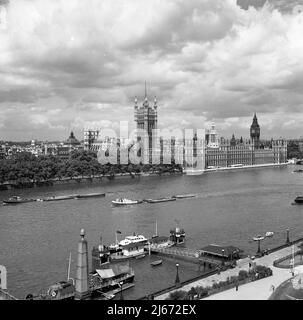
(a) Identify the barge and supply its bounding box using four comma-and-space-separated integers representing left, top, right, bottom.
144, 198, 176, 204
3, 196, 35, 205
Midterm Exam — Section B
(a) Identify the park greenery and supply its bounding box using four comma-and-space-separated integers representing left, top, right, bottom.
287, 141, 303, 159
166, 265, 273, 300
0, 150, 183, 184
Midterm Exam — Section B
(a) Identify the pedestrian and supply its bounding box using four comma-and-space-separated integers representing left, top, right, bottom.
236, 283, 238, 291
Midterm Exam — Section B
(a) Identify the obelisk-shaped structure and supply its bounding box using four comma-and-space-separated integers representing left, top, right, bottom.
75, 229, 90, 300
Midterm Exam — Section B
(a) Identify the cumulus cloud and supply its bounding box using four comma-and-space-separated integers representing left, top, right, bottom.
0, 0, 303, 140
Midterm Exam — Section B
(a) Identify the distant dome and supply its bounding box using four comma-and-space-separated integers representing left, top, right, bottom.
66, 131, 80, 146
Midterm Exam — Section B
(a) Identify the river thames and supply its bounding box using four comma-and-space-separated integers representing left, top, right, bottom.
1, 165, 303, 299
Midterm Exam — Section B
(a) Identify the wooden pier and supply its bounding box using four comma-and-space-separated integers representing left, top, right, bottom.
150, 246, 201, 259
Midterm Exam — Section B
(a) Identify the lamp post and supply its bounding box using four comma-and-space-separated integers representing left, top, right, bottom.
119, 281, 124, 300
222, 249, 225, 266
286, 228, 290, 244
175, 263, 180, 287
257, 239, 261, 254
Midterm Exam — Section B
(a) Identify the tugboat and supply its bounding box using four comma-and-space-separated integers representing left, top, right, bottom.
112, 198, 142, 206
3, 196, 35, 205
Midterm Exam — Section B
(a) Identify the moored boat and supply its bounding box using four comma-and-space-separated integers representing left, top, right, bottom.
112, 198, 142, 206
3, 196, 35, 205
265, 231, 274, 238
151, 260, 162, 267
75, 193, 105, 199
144, 198, 176, 204
253, 235, 265, 241
172, 194, 196, 199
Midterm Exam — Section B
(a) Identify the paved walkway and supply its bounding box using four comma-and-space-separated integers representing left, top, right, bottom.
155, 243, 301, 300
204, 267, 291, 300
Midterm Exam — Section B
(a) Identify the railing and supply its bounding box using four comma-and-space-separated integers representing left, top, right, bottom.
0, 289, 17, 300
137, 267, 220, 300
151, 247, 200, 258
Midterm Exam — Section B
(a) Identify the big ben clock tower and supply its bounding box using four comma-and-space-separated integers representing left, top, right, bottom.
250, 113, 260, 149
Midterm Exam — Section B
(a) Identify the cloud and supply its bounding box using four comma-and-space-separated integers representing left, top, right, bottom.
0, 0, 303, 140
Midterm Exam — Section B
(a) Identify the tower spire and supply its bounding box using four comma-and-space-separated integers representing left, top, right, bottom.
145, 81, 147, 99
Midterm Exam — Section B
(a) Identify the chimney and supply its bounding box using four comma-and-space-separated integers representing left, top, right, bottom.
75, 229, 90, 300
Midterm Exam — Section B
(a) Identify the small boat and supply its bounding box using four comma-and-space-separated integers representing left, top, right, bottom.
135, 254, 146, 259
265, 232, 274, 238
172, 194, 196, 199
112, 198, 142, 206
253, 235, 265, 241
96, 292, 115, 300
144, 198, 176, 204
293, 170, 303, 173
74, 193, 105, 199
294, 196, 303, 204
151, 260, 163, 267
3, 196, 35, 205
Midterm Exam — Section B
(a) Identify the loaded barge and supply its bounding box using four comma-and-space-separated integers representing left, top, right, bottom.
3, 192, 106, 205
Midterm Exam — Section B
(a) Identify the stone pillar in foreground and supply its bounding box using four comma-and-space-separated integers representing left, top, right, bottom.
75, 229, 90, 300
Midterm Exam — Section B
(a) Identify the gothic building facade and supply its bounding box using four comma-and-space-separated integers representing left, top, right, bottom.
250, 113, 261, 149
134, 85, 158, 164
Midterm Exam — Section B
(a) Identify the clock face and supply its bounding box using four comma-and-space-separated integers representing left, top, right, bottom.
251, 129, 255, 134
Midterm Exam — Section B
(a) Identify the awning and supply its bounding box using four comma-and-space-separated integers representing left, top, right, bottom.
96, 269, 115, 279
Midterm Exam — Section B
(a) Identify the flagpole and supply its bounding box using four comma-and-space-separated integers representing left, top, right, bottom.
67, 252, 71, 282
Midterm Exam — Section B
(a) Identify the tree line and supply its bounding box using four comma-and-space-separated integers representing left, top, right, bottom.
287, 141, 303, 159
0, 150, 183, 184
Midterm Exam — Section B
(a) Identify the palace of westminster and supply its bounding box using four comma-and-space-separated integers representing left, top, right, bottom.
84, 91, 287, 170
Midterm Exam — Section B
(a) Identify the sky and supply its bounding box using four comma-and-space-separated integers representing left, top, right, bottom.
0, 0, 303, 141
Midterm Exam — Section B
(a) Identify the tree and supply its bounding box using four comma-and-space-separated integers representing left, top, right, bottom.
166, 290, 188, 300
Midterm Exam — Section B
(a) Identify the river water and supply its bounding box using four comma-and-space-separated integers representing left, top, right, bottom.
0, 165, 303, 299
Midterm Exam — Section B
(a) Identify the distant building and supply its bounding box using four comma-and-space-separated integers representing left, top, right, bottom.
57, 146, 71, 159
250, 113, 261, 149
205, 138, 287, 168
65, 131, 81, 148
134, 84, 158, 163
230, 134, 236, 147
84, 130, 100, 151
206, 124, 220, 148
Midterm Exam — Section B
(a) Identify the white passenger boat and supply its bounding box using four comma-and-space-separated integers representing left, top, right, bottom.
265, 232, 274, 238
253, 235, 265, 241
112, 198, 142, 206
